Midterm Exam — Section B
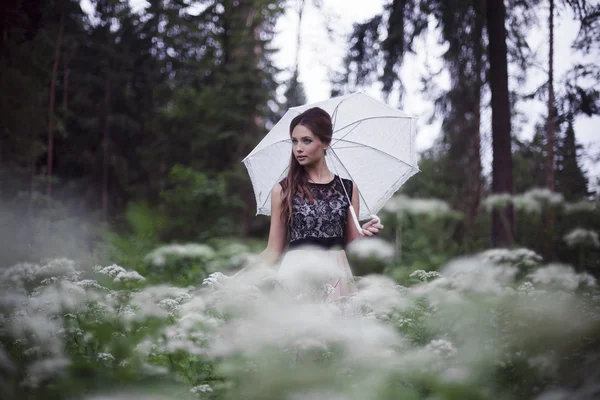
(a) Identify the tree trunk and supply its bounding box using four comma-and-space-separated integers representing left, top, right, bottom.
63, 54, 70, 111
486, 0, 514, 247
544, 0, 556, 260
102, 76, 110, 221
546, 0, 555, 191
469, 5, 484, 227
47, 12, 65, 198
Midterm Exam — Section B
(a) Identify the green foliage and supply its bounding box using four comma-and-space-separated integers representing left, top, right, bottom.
160, 165, 233, 241
103, 202, 166, 271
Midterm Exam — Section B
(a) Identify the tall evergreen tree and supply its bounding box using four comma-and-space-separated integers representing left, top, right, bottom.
555, 115, 589, 200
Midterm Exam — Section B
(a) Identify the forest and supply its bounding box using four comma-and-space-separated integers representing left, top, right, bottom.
1, 0, 599, 399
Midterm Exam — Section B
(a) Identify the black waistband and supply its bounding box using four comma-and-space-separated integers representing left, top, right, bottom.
288, 237, 344, 250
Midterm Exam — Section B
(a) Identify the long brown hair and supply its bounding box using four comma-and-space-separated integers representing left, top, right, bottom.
280, 107, 333, 224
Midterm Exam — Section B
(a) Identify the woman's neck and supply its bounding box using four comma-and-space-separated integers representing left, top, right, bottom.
304, 159, 333, 183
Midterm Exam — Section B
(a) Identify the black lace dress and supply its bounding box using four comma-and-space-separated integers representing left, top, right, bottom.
278, 175, 358, 299
285, 175, 353, 250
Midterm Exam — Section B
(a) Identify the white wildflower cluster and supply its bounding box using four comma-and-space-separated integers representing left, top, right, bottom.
94, 264, 147, 284
422, 257, 518, 295
97, 352, 115, 365
94, 264, 127, 278
114, 270, 146, 283
409, 270, 441, 282
346, 237, 394, 260
478, 248, 543, 269
517, 281, 535, 295
1, 258, 82, 290
482, 193, 512, 211
126, 285, 192, 321
202, 272, 228, 287
145, 243, 216, 266
483, 189, 564, 214
425, 339, 457, 358
384, 195, 453, 217
512, 188, 564, 214
564, 228, 600, 248
157, 312, 217, 356
528, 264, 596, 291
76, 279, 106, 290
134, 340, 158, 357
190, 384, 213, 394
564, 200, 597, 214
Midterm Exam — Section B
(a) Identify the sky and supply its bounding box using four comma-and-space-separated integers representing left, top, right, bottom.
270, 0, 599, 189
80, 0, 599, 189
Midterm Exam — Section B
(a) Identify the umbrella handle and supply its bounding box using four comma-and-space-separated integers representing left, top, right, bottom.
370, 214, 381, 224
349, 208, 381, 236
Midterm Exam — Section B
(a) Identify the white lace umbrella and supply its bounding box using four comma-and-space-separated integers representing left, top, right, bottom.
242, 91, 420, 232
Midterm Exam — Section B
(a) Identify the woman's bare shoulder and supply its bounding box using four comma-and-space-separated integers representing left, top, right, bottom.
272, 183, 283, 197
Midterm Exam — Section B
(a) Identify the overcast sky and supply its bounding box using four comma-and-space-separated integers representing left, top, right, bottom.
271, 0, 599, 188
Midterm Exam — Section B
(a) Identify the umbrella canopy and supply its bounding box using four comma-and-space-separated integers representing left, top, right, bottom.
243, 91, 419, 223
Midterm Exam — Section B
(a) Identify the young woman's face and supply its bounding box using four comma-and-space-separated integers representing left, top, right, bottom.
291, 124, 327, 166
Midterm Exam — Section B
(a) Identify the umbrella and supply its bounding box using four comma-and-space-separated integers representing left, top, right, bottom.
242, 91, 419, 232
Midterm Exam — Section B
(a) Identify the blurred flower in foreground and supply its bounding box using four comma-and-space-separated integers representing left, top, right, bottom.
144, 244, 216, 266
564, 228, 600, 248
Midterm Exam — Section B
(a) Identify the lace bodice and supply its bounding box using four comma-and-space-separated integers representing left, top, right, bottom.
285, 176, 353, 249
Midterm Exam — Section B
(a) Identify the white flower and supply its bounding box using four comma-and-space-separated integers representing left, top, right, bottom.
524, 188, 564, 206
517, 281, 535, 295
1, 263, 41, 288
482, 193, 512, 211
409, 270, 441, 282
97, 352, 115, 363
425, 339, 457, 358
76, 280, 107, 290
114, 271, 146, 283
384, 195, 453, 216
203, 272, 228, 286
190, 384, 213, 394
347, 237, 394, 260
158, 298, 180, 314
28, 280, 89, 315
564, 228, 600, 248
123, 285, 192, 321
32, 258, 82, 283
478, 248, 542, 268
564, 201, 596, 214
415, 257, 518, 296
529, 264, 597, 291
145, 243, 216, 266
95, 264, 127, 278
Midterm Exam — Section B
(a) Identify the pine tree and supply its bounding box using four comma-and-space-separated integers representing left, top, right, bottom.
555, 116, 589, 200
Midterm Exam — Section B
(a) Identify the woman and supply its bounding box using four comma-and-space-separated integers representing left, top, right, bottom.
260, 107, 383, 300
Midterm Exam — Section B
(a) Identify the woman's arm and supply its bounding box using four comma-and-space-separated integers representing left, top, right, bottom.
261, 183, 287, 264
345, 182, 362, 244
345, 182, 384, 245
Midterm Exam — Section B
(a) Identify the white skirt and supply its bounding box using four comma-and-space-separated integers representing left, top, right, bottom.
277, 247, 358, 301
